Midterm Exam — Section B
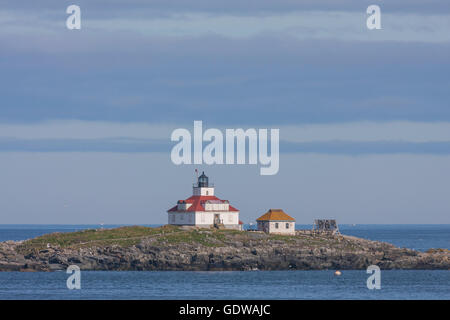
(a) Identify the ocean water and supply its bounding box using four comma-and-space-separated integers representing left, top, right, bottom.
0, 270, 449, 300
0, 224, 449, 300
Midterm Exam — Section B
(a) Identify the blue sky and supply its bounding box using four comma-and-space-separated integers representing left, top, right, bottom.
0, 1, 449, 224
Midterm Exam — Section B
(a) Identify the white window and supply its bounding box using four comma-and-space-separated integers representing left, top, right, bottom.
275, 223, 279, 229
285, 223, 289, 229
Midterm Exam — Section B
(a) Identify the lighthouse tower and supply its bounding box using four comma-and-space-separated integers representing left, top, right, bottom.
167, 172, 242, 230
193, 171, 214, 196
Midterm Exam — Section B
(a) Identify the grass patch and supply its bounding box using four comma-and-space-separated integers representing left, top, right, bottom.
16, 225, 181, 254
15, 225, 349, 254
157, 229, 227, 247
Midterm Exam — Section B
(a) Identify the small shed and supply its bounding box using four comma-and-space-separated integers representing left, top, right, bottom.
256, 209, 295, 235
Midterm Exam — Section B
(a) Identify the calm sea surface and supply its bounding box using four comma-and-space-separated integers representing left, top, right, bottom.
0, 224, 449, 300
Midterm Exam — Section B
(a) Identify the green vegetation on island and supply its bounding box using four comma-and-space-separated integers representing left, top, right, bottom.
1, 225, 448, 272
16, 225, 332, 255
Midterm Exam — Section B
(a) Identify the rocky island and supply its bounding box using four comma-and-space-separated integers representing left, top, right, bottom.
0, 225, 449, 272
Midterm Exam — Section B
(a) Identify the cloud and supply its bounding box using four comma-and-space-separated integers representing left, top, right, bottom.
282, 141, 450, 155
2, 0, 450, 16
3, 120, 450, 142
1, 2, 449, 125
3, 9, 450, 44
2, 120, 450, 155
0, 120, 174, 140
281, 121, 450, 143
81, 12, 450, 44
2, 138, 450, 155
1, 37, 449, 125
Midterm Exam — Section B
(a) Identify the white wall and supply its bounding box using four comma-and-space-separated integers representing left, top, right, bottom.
193, 187, 215, 196
204, 202, 229, 211
195, 211, 239, 225
168, 211, 239, 227
258, 221, 295, 235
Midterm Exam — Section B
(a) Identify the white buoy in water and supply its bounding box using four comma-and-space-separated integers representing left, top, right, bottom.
334, 270, 342, 276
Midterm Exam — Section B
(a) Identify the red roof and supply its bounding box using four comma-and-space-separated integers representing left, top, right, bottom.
167, 195, 239, 212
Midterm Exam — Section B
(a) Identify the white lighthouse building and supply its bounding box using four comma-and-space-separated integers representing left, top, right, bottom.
167, 172, 242, 230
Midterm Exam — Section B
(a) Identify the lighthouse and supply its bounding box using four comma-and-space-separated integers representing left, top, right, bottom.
167, 172, 242, 230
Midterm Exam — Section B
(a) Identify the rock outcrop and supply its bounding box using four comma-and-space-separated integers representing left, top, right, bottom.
0, 227, 449, 271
